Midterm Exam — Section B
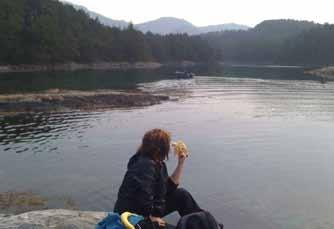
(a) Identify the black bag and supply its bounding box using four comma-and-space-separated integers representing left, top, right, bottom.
135, 219, 157, 229
134, 219, 175, 229
176, 211, 223, 229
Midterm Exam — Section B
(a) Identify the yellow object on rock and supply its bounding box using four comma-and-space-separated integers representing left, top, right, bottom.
120, 212, 142, 229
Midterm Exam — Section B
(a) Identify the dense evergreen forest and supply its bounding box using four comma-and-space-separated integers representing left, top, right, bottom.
0, 0, 220, 65
203, 20, 334, 65
283, 24, 334, 65
1, 0, 334, 66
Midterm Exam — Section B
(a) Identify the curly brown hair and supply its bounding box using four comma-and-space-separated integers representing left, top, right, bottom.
136, 129, 171, 162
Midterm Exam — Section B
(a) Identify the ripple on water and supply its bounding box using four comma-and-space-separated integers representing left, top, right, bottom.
0, 111, 99, 155
1, 74, 334, 229
139, 76, 334, 120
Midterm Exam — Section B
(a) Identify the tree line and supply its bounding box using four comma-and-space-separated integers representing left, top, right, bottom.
0, 0, 220, 65
203, 19, 334, 66
1, 0, 333, 67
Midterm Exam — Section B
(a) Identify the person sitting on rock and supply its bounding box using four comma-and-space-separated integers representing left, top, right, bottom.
114, 128, 202, 228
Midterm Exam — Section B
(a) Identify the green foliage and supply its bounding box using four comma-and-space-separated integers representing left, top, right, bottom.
282, 24, 334, 65
202, 19, 334, 65
0, 0, 218, 65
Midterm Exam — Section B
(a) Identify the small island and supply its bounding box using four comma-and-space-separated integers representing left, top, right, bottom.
0, 89, 169, 115
305, 66, 334, 79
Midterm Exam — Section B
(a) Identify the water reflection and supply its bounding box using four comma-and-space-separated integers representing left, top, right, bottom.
140, 76, 334, 120
0, 69, 173, 94
0, 112, 98, 154
1, 66, 334, 229
0, 65, 319, 95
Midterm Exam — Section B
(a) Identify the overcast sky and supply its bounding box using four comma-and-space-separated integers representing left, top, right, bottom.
64, 0, 334, 27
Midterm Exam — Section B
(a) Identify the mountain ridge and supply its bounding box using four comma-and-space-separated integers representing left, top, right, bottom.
136, 17, 250, 35
62, 1, 128, 28
61, 1, 250, 34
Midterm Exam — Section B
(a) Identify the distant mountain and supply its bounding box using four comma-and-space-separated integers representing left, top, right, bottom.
199, 23, 250, 34
60, 2, 249, 35
62, 1, 128, 28
136, 17, 198, 35
84, 9, 128, 28
136, 17, 250, 35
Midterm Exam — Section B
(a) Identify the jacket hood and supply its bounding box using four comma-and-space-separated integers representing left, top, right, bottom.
128, 153, 154, 169
127, 153, 140, 169
127, 153, 160, 169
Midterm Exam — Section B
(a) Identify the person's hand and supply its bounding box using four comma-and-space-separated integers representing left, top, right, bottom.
171, 141, 189, 164
149, 216, 166, 227
177, 152, 187, 165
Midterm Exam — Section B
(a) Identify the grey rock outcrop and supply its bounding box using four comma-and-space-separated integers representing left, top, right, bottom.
0, 209, 107, 229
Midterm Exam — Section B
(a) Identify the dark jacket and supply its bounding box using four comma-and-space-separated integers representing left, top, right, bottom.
114, 154, 178, 217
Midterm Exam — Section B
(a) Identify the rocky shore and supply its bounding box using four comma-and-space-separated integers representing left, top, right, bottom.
305, 66, 334, 79
0, 89, 169, 114
0, 209, 106, 229
0, 62, 162, 73
0, 192, 107, 228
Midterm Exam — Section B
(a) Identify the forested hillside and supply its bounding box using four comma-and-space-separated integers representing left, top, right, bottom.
203, 20, 322, 65
0, 0, 220, 65
1, 0, 333, 67
282, 24, 334, 65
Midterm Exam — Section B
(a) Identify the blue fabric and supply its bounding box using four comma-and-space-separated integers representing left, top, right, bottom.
96, 212, 124, 229
128, 214, 144, 225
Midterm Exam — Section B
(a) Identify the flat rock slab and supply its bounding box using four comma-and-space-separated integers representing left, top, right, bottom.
0, 209, 107, 229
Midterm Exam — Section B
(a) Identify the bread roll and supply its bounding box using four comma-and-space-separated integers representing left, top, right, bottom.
171, 141, 189, 157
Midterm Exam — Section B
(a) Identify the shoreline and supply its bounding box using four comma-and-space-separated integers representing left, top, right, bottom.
0, 89, 169, 115
0, 62, 163, 73
0, 61, 199, 74
305, 66, 334, 79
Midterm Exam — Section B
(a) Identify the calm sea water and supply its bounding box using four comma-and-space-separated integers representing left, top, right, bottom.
0, 66, 333, 229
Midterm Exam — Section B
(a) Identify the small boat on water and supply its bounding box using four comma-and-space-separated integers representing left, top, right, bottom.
174, 71, 195, 79
320, 76, 328, 84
